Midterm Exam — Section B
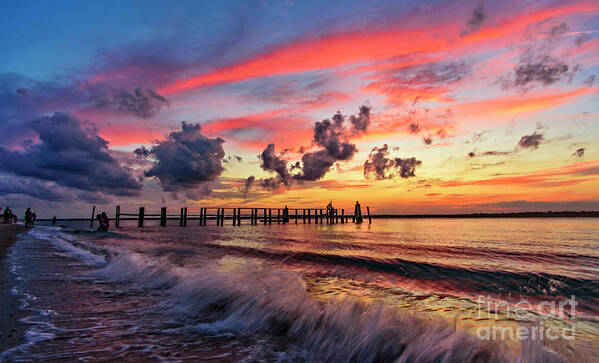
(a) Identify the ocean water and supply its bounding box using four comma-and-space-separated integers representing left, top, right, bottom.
2, 218, 598, 362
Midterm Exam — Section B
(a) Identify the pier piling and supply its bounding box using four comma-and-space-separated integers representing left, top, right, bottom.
138, 207, 145, 228
115, 205, 120, 228
90, 205, 96, 228
160, 207, 167, 226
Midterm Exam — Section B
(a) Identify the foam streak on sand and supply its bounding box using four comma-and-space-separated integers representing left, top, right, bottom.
0, 224, 27, 352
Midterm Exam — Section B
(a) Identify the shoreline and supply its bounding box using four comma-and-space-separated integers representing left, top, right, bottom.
0, 224, 28, 353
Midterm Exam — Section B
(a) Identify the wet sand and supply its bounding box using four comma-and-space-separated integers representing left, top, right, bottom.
0, 224, 27, 353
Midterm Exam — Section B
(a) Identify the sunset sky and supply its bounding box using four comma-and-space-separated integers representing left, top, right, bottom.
1, 0, 598, 217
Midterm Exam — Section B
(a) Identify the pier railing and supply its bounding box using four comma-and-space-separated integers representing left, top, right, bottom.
109, 205, 372, 228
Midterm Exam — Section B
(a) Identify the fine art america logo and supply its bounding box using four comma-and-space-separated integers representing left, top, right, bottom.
476, 295, 577, 341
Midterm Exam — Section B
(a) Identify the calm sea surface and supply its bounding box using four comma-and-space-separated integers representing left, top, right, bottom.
2, 218, 598, 362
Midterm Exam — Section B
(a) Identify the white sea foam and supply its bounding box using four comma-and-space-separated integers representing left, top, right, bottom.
28, 227, 107, 267
86, 246, 575, 362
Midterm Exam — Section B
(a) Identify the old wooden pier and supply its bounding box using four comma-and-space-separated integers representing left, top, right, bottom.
110, 205, 372, 228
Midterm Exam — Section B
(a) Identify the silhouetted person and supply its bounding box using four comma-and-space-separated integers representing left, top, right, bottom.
51, 216, 57, 225
25, 208, 32, 227
3, 207, 11, 224
283, 205, 289, 223
31, 210, 37, 225
326, 201, 334, 220
354, 201, 363, 223
98, 212, 109, 232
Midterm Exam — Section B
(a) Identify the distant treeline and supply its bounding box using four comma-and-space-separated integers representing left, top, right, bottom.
374, 211, 599, 218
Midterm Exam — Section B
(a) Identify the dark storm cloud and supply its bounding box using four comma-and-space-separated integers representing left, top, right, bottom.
294, 106, 371, 181
0, 112, 142, 196
517, 132, 544, 149
0, 175, 112, 204
137, 122, 226, 194
242, 175, 255, 197
500, 23, 576, 91
483, 151, 512, 156
0, 73, 170, 144
258, 143, 292, 189
363, 144, 422, 180
250, 106, 371, 191
401, 62, 469, 86
408, 123, 421, 134
509, 59, 569, 88
462, 1, 487, 35
0, 177, 70, 202
572, 148, 585, 158
468, 150, 514, 158
349, 105, 371, 134
110, 88, 169, 119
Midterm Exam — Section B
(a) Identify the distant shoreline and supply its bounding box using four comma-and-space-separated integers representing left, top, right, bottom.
34, 210, 599, 221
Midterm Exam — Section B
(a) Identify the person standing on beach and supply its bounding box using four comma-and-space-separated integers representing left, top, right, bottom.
24, 208, 32, 227
354, 201, 363, 223
283, 205, 289, 223
3, 207, 11, 224
97, 212, 110, 232
51, 216, 57, 225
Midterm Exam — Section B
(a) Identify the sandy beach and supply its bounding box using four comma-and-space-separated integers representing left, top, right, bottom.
0, 224, 27, 353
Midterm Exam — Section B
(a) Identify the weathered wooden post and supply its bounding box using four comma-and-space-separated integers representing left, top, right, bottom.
160, 207, 167, 226
179, 208, 184, 226
335, 209, 338, 224
221, 208, 225, 226
277, 209, 281, 224
184, 207, 188, 226
268, 209, 272, 224
357, 205, 363, 224
341, 209, 345, 224
90, 205, 96, 228
232, 208, 237, 226
302, 209, 306, 223
115, 205, 120, 228
263, 208, 266, 225
367, 206, 372, 224
295, 209, 298, 224
138, 207, 145, 228
308, 209, 311, 224
238, 208, 241, 225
